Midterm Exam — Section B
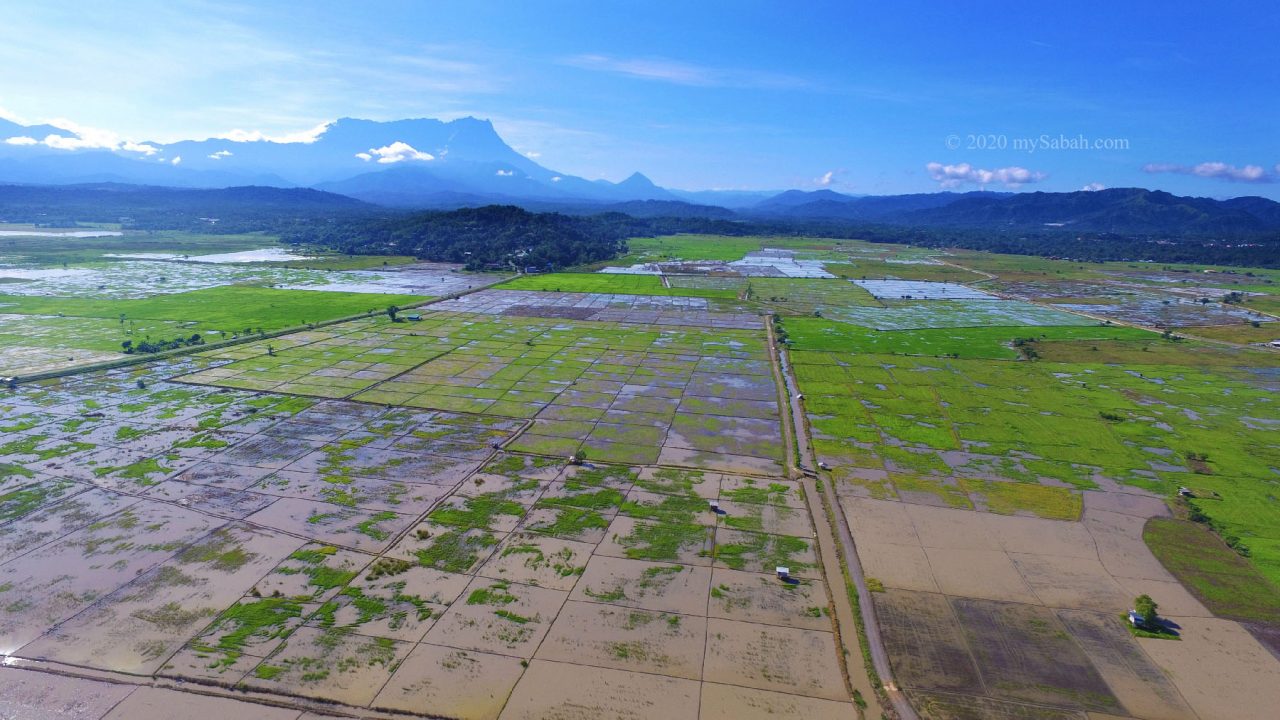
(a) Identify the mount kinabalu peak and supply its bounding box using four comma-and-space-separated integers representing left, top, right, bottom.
0, 115, 671, 202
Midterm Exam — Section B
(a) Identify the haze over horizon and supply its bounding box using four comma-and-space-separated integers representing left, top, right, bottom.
1, 1, 1277, 198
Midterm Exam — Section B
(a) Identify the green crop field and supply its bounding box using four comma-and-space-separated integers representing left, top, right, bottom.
498, 272, 739, 299
782, 318, 1154, 358
0, 286, 428, 331
1145, 518, 1280, 623
0, 285, 429, 376
611, 234, 763, 264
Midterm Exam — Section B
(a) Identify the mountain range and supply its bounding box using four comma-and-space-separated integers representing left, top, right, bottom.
2, 115, 1280, 235
0, 115, 686, 205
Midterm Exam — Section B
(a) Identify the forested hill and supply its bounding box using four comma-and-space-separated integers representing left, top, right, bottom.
279, 205, 756, 270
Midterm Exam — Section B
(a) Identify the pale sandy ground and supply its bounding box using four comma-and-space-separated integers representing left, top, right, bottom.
1139, 617, 1280, 720
844, 487, 1280, 720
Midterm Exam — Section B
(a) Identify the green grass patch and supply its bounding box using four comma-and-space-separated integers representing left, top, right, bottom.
414, 528, 498, 573
0, 285, 428, 337
713, 531, 812, 573
498, 273, 738, 299
610, 234, 762, 264
617, 520, 710, 562
960, 479, 1081, 520
784, 317, 1152, 358
1144, 518, 1280, 623
428, 493, 526, 529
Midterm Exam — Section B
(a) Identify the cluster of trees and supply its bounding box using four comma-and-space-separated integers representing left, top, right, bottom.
1011, 336, 1041, 361
121, 334, 205, 354
1133, 594, 1160, 629
277, 206, 762, 271
1182, 491, 1251, 557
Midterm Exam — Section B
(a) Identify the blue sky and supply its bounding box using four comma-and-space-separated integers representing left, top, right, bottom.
1, 1, 1277, 196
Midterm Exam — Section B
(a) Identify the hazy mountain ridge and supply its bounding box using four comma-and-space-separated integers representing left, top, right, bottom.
0, 116, 676, 203
2, 115, 1279, 236
746, 187, 1280, 235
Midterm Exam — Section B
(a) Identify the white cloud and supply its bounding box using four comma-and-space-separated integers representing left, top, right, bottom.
217, 122, 331, 144
41, 118, 127, 151
1142, 161, 1272, 183
496, 169, 515, 177
121, 140, 158, 156
551, 176, 562, 182
356, 141, 434, 164
1081, 182, 1106, 191
1, 115, 157, 155
926, 162, 1046, 189
562, 54, 809, 89
0, 106, 27, 123
524, 150, 541, 159
41, 133, 92, 150
171, 156, 182, 165
815, 169, 846, 187
207, 149, 233, 160
220, 129, 268, 142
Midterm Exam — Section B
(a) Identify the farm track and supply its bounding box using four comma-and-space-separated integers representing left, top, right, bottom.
766, 319, 911, 720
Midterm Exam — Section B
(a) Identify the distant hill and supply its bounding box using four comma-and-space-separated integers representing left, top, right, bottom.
751, 190, 1003, 220
0, 183, 370, 230
901, 188, 1280, 234
749, 187, 1280, 235
755, 188, 858, 210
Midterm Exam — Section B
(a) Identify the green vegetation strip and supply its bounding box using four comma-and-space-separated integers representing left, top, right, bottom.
783, 318, 1153, 359
1144, 518, 1280, 624
498, 272, 738, 299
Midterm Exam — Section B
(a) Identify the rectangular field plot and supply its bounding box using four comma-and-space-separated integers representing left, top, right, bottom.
0, 339, 123, 377
1057, 299, 1271, 327
822, 299, 1093, 330
852, 279, 995, 300
741, 277, 881, 315
179, 310, 785, 475
952, 598, 1120, 711
784, 318, 1148, 358
498, 273, 740, 299
432, 288, 759, 327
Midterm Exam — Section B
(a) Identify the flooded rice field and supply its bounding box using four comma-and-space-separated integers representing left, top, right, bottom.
0, 300, 849, 718
2, 237, 1278, 719
600, 248, 833, 278
0, 259, 479, 299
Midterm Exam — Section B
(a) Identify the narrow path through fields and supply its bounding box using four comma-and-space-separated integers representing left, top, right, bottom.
765, 319, 912, 720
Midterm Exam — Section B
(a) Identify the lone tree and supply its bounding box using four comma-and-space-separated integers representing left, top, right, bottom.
1134, 594, 1159, 628
387, 305, 400, 322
